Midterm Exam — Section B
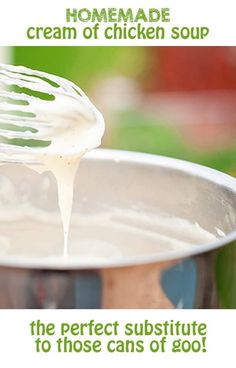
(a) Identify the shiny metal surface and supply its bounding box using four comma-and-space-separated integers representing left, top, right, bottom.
0, 149, 236, 308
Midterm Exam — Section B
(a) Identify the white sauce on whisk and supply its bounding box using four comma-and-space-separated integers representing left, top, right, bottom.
0, 64, 104, 256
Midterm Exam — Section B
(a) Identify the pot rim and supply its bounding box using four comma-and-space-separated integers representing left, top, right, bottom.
0, 148, 236, 270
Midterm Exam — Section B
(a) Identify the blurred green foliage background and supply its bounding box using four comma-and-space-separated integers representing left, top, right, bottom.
14, 47, 147, 90
13, 46, 236, 175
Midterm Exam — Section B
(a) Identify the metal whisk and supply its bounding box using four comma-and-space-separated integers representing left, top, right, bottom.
0, 64, 104, 163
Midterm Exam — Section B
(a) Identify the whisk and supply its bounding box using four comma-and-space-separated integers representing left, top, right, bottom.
0, 64, 104, 164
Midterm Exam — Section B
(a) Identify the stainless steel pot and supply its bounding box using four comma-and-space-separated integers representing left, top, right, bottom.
0, 149, 235, 309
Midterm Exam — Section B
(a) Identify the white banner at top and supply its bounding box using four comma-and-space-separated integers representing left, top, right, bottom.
0, 0, 235, 46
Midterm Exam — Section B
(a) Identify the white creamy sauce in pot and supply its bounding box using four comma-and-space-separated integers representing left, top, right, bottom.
0, 65, 219, 266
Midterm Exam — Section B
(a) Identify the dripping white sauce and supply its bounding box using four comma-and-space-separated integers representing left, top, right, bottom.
0, 64, 104, 256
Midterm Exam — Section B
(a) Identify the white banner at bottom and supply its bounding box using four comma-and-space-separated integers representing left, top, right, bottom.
0, 309, 233, 367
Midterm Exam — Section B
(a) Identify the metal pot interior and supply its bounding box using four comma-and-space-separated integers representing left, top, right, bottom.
0, 149, 235, 269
